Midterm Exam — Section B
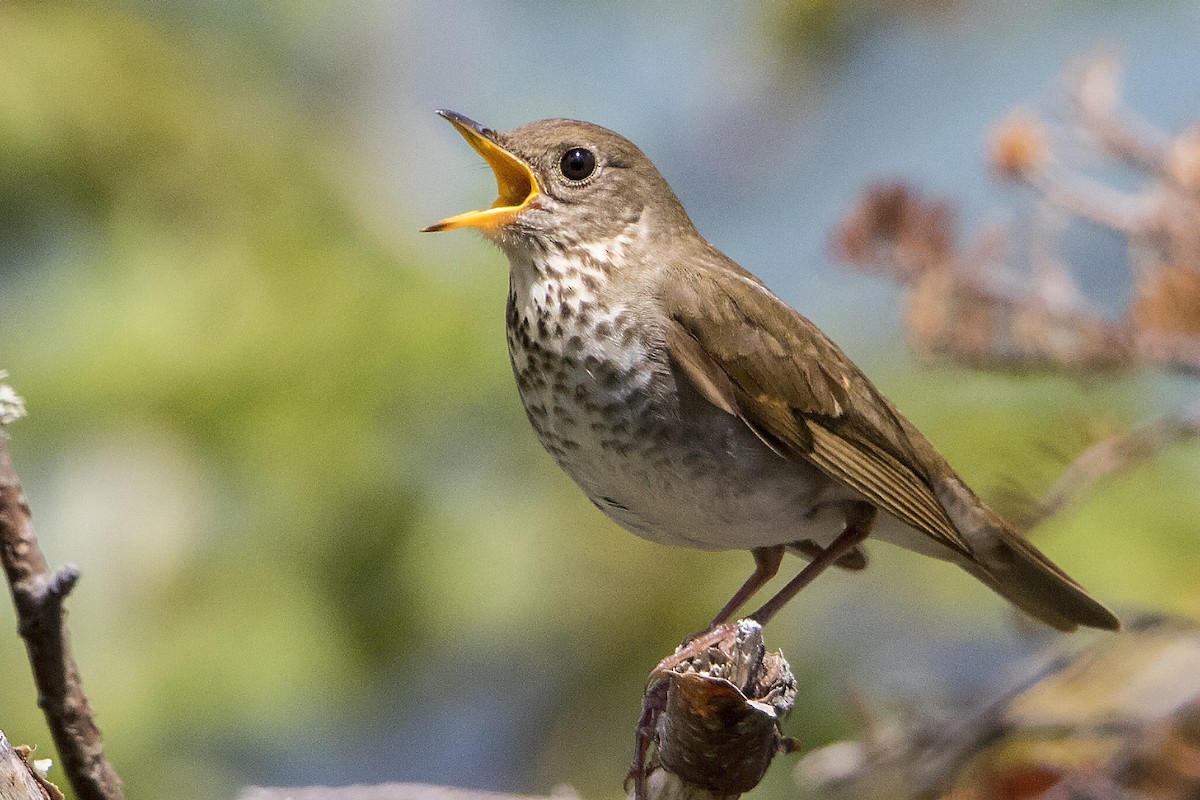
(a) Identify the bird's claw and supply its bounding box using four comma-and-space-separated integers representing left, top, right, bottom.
654, 621, 739, 677
627, 676, 669, 800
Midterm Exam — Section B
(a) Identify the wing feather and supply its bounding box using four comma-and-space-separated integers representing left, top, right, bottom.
805, 423, 966, 554
661, 265, 971, 558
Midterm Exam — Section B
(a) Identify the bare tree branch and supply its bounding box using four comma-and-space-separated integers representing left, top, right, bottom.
1066, 53, 1170, 175
1024, 402, 1200, 529
0, 394, 124, 800
837, 55, 1200, 380
798, 615, 1200, 799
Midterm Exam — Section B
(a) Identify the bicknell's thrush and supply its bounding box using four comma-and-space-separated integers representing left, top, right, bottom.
422, 111, 1119, 633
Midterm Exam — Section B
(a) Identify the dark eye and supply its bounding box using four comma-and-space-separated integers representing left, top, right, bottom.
559, 147, 596, 181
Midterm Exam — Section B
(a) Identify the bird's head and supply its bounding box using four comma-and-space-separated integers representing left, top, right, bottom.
422, 111, 694, 251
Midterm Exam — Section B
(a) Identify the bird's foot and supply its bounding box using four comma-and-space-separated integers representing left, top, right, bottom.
660, 621, 740, 676
625, 677, 669, 800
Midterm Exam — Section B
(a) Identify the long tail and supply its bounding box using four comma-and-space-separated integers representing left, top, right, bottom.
934, 475, 1120, 632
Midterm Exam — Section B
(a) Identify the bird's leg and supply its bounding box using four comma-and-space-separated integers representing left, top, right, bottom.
662, 546, 784, 661
711, 545, 786, 626
626, 537, 810, 795
748, 504, 877, 625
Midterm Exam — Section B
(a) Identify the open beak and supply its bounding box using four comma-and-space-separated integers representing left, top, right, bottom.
421, 110, 540, 233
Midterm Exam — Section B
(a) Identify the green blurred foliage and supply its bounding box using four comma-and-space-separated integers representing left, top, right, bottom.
0, 3, 758, 797
0, 3, 1197, 800
887, 369, 1200, 620
0, 2, 515, 795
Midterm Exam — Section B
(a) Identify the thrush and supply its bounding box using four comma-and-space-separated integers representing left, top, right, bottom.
423, 110, 1119, 633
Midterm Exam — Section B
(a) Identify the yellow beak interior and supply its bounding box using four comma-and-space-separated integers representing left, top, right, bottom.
422, 112, 540, 233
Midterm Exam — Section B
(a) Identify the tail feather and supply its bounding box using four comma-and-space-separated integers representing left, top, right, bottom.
934, 475, 1120, 632
959, 540, 1120, 632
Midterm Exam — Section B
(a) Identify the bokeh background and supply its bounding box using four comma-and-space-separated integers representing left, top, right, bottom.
2, 1, 1200, 798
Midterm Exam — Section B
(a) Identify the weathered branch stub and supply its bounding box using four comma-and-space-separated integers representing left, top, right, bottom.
631, 621, 797, 800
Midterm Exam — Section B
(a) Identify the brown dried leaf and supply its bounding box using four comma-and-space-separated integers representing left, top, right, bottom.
834, 182, 956, 282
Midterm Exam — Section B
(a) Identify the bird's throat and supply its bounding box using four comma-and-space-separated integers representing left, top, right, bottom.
504, 241, 659, 458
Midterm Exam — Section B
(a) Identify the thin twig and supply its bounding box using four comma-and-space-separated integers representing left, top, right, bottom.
0, 433, 124, 800
1029, 168, 1159, 236
1026, 402, 1200, 529
1066, 53, 1170, 173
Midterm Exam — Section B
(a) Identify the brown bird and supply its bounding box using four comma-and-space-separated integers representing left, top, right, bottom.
423, 110, 1119, 633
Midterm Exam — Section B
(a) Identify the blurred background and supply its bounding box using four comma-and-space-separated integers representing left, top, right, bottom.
2, 1, 1199, 798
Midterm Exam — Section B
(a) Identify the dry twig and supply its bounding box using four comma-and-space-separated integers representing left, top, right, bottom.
798, 615, 1200, 800
0, 384, 123, 800
836, 55, 1200, 378
834, 54, 1200, 524
1023, 402, 1200, 529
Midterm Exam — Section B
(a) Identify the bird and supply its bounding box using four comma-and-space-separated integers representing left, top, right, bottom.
422, 110, 1119, 634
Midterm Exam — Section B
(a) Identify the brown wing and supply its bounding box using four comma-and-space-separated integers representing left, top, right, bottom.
661, 263, 972, 559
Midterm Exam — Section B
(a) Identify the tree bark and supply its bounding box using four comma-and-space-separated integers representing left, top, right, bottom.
0, 427, 123, 800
